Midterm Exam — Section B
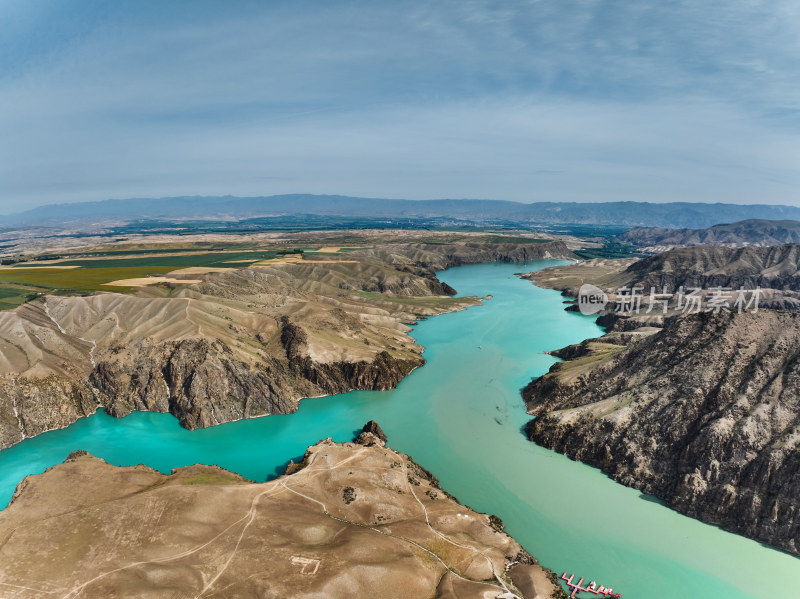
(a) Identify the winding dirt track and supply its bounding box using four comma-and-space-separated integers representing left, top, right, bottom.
0, 439, 554, 599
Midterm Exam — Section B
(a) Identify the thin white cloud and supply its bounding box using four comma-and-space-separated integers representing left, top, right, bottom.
1, 1, 799, 210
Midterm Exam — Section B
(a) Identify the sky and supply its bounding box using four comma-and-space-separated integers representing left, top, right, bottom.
1, 0, 799, 212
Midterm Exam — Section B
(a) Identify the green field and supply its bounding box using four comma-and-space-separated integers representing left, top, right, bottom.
0, 267, 175, 297
0, 247, 315, 310
0, 285, 40, 311
54, 250, 298, 270
0, 244, 319, 310
574, 242, 641, 260
0, 234, 553, 311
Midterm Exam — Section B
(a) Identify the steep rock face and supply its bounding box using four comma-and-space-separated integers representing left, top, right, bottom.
89, 338, 296, 429
86, 323, 422, 433
524, 310, 800, 555
622, 243, 800, 292
0, 377, 98, 448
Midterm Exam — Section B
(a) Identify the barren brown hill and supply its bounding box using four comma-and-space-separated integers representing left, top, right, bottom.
617, 219, 800, 252
525, 244, 800, 313
529, 244, 800, 295
0, 431, 565, 599
0, 240, 574, 450
620, 243, 800, 292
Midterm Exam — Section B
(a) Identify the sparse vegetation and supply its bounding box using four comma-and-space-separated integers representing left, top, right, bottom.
574, 241, 641, 260
184, 472, 242, 485
342, 486, 357, 504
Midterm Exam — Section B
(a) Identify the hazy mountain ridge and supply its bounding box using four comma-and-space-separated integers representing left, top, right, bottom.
617, 219, 800, 251
8, 194, 800, 229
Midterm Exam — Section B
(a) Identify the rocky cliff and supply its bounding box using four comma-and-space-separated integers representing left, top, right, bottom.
524, 310, 800, 555
621, 243, 800, 292
88, 333, 421, 431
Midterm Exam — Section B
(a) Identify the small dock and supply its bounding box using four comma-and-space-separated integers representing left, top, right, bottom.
561, 573, 621, 598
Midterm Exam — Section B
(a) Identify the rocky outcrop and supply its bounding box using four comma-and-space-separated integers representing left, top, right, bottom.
361, 419, 387, 441
524, 310, 800, 555
355, 420, 388, 446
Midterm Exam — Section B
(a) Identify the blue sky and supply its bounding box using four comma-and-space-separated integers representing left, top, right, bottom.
1, 0, 799, 211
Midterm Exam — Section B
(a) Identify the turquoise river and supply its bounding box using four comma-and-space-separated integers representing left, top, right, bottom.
1, 260, 798, 597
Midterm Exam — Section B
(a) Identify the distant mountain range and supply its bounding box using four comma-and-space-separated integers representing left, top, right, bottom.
617, 219, 800, 250
6, 194, 800, 229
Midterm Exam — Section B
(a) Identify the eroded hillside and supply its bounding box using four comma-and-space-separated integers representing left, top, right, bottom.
524, 309, 800, 555
617, 219, 800, 252
0, 239, 574, 449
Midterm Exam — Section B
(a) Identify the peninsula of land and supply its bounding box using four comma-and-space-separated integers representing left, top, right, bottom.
0, 423, 565, 599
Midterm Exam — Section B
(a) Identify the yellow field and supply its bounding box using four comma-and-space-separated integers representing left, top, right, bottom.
105, 276, 204, 287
